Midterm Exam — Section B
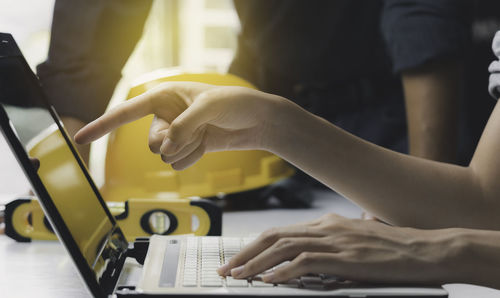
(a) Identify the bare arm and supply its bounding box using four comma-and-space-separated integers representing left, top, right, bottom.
75, 82, 500, 230
402, 60, 461, 163
217, 213, 500, 289
268, 98, 500, 229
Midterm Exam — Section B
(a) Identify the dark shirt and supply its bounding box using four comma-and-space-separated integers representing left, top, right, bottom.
36, 0, 470, 147
381, 0, 472, 73
231, 0, 391, 84
37, 0, 153, 123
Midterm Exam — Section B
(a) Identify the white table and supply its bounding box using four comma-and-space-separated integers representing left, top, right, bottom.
1, 136, 500, 298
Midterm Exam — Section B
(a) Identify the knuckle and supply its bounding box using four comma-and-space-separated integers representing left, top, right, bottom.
157, 82, 175, 96
321, 213, 337, 221
321, 221, 348, 233
319, 214, 340, 227
274, 238, 294, 250
168, 120, 181, 136
342, 248, 362, 260
335, 233, 356, 246
244, 260, 256, 273
200, 87, 222, 102
296, 252, 316, 266
168, 120, 189, 144
271, 268, 288, 281
334, 234, 349, 244
260, 228, 280, 245
195, 91, 212, 103
324, 236, 338, 247
227, 257, 241, 268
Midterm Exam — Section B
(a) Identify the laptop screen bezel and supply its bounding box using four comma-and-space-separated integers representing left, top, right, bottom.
0, 32, 127, 297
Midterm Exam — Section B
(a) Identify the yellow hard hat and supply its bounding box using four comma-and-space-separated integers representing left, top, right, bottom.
100, 71, 295, 202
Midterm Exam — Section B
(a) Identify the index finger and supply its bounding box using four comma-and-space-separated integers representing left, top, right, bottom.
74, 92, 153, 144
217, 224, 325, 276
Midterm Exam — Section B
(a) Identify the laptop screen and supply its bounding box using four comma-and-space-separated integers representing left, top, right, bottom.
0, 56, 115, 271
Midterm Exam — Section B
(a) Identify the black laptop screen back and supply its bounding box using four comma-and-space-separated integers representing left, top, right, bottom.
0, 56, 114, 269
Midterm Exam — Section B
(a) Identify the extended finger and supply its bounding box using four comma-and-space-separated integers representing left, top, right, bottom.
217, 225, 326, 276
230, 237, 336, 279
262, 252, 341, 284
74, 92, 154, 144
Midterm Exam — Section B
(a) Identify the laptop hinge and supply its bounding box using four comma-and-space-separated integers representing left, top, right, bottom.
127, 238, 150, 266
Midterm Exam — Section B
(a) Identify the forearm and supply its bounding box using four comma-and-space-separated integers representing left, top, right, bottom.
402, 60, 461, 163
265, 99, 495, 229
75, 82, 500, 229
440, 228, 500, 289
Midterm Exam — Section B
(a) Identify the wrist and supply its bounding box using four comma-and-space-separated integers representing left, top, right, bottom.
259, 95, 296, 152
261, 95, 317, 153
443, 229, 500, 288
420, 228, 500, 288
415, 228, 467, 283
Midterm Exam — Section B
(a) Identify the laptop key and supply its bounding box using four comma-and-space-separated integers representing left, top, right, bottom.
226, 277, 249, 287
182, 279, 197, 287
276, 279, 301, 288
300, 276, 325, 289
201, 278, 223, 287
251, 280, 274, 287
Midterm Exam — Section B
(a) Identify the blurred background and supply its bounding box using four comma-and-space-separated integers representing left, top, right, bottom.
1, 0, 500, 203
0, 0, 239, 73
0, 0, 239, 200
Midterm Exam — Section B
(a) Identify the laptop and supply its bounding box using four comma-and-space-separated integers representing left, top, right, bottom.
0, 32, 448, 297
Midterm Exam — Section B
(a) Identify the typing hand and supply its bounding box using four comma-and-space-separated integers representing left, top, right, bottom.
217, 213, 452, 285
74, 82, 284, 170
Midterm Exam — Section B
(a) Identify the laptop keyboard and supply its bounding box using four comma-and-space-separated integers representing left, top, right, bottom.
177, 237, 337, 289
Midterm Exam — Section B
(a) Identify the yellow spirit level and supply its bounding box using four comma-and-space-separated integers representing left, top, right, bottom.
3, 72, 294, 243
4, 197, 221, 242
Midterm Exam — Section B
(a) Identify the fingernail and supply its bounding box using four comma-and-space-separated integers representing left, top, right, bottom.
262, 272, 275, 283
217, 263, 230, 276
230, 265, 245, 278
161, 137, 179, 155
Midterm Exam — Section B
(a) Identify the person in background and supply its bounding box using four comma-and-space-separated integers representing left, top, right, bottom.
381, 0, 467, 163
458, 0, 500, 164
37, 0, 475, 169
73, 31, 500, 289
36, 0, 152, 162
